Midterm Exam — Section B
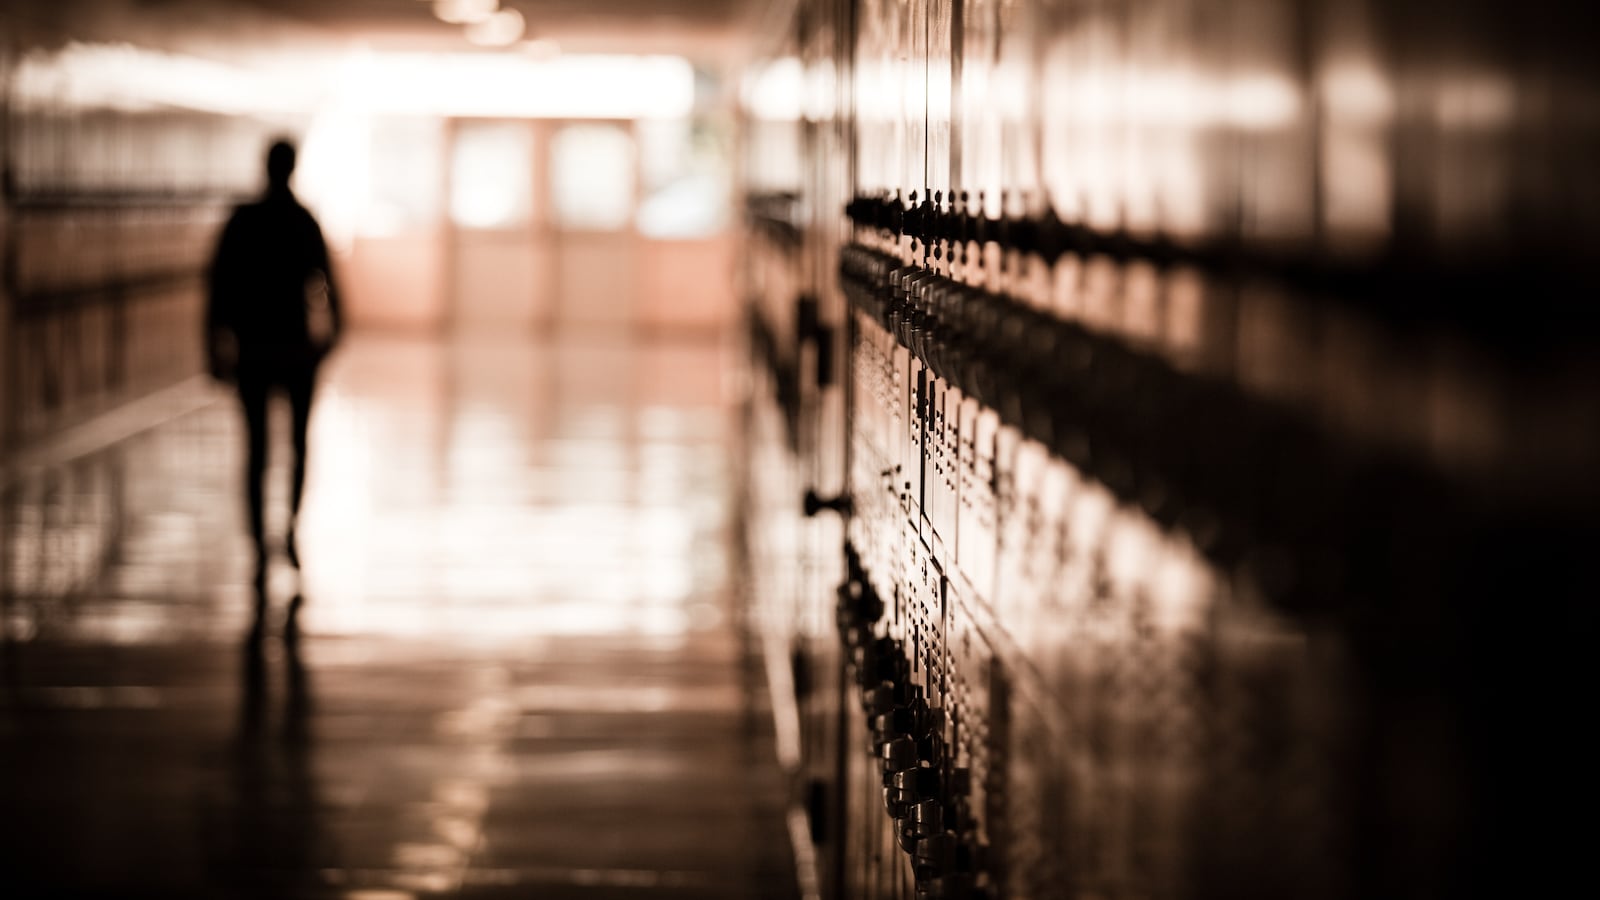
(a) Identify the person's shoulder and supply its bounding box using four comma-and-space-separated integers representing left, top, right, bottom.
290, 200, 326, 234
227, 200, 267, 222
219, 203, 258, 241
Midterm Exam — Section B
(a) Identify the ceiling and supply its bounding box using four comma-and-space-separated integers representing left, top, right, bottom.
248, 0, 750, 36
249, 0, 758, 54
7, 0, 767, 64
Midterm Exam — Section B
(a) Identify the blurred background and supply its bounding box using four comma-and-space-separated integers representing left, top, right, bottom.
1, 0, 1596, 898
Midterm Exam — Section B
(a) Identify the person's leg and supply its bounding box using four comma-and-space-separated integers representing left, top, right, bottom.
237, 369, 270, 580
285, 363, 318, 568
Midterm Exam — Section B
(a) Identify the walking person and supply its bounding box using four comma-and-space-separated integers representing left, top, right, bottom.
206, 139, 342, 586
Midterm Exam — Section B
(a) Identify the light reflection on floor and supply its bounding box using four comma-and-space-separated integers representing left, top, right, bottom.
0, 334, 797, 899
299, 338, 732, 642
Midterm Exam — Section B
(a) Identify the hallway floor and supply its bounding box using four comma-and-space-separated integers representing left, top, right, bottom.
0, 334, 797, 899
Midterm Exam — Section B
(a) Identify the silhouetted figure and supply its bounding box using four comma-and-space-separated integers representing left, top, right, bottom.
207, 140, 342, 580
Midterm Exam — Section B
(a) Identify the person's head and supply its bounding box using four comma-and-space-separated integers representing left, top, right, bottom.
266, 139, 297, 192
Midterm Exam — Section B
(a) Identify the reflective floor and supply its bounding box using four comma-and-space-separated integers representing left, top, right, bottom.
0, 335, 797, 899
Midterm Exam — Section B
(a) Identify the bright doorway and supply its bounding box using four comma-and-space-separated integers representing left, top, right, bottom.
546, 121, 640, 332
446, 118, 551, 332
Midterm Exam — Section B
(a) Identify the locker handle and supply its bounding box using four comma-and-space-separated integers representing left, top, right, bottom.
803, 489, 852, 517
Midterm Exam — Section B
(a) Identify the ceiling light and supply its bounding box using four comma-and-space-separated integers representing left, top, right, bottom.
433, 0, 497, 25
465, 9, 525, 48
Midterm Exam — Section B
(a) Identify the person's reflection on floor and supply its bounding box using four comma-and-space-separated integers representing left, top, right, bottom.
206, 138, 343, 587
214, 592, 334, 895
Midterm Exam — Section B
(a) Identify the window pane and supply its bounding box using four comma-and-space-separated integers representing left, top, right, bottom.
549, 124, 634, 231
450, 120, 533, 229
635, 118, 730, 239
365, 116, 443, 236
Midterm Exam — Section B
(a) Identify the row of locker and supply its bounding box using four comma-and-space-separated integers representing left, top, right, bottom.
12, 204, 226, 299
1, 76, 285, 445
5, 106, 280, 303
836, 258, 1349, 900
850, 0, 1600, 268
8, 109, 284, 198
738, 0, 1595, 898
748, 240, 1585, 900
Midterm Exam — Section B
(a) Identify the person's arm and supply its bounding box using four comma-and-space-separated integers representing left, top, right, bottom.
310, 216, 344, 355
205, 213, 240, 381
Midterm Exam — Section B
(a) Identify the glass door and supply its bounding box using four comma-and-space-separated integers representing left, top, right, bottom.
447, 118, 550, 332
546, 122, 639, 332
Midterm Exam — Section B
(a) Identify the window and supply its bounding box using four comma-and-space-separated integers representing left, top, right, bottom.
548, 123, 634, 231
635, 118, 730, 239
449, 120, 534, 229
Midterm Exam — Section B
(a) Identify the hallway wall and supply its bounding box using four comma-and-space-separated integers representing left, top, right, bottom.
737, 1, 1600, 898
0, 10, 305, 450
